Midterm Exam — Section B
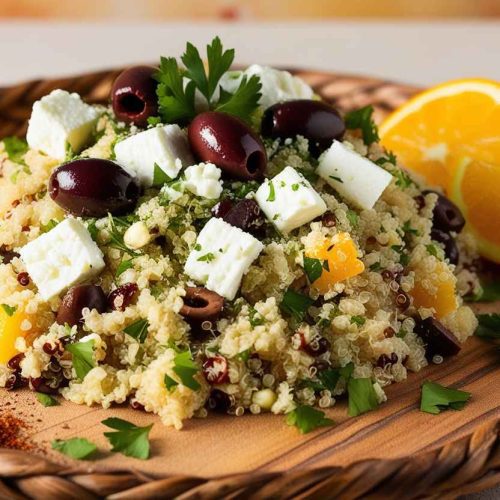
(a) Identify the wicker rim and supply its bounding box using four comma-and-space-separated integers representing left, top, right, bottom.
0, 68, 498, 499
0, 420, 498, 499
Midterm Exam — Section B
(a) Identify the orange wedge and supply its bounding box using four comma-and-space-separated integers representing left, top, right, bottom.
379, 78, 500, 262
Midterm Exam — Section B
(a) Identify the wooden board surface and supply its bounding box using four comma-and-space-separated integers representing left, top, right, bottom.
0, 69, 498, 494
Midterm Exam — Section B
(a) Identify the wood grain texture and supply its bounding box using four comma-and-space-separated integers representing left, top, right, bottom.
0, 68, 498, 499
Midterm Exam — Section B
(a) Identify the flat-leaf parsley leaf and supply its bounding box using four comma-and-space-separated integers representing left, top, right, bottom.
280, 289, 314, 322
102, 417, 153, 460
475, 313, 500, 340
123, 319, 150, 343
420, 381, 471, 414
65, 340, 95, 381
344, 105, 379, 145
286, 405, 334, 434
52, 438, 97, 460
173, 350, 201, 391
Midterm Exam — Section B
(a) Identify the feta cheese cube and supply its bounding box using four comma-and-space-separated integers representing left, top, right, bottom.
26, 89, 100, 160
184, 163, 223, 200
255, 166, 327, 233
184, 218, 263, 300
19, 219, 105, 300
317, 141, 393, 210
219, 65, 314, 110
114, 125, 194, 187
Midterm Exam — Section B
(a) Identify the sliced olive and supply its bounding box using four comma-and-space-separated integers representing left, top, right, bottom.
57, 284, 107, 326
188, 112, 266, 180
49, 159, 140, 217
431, 229, 459, 265
261, 99, 345, 155
222, 199, 264, 235
414, 317, 461, 359
111, 65, 158, 127
424, 190, 465, 233
180, 287, 224, 326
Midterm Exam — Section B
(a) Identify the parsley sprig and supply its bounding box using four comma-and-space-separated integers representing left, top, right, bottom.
344, 105, 379, 146
102, 417, 153, 460
154, 37, 261, 124
286, 405, 334, 434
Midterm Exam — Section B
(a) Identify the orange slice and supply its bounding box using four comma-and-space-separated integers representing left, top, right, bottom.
450, 157, 500, 262
379, 79, 500, 189
379, 78, 500, 262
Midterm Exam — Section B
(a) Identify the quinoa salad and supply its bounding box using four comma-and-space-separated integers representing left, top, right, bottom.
0, 38, 480, 432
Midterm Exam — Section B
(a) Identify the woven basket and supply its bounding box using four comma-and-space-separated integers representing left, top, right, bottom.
0, 68, 498, 500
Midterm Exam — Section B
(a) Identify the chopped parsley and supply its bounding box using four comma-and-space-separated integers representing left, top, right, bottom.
52, 438, 97, 460
116, 258, 134, 277
41, 219, 60, 233
248, 306, 265, 328
426, 244, 439, 257
420, 381, 471, 414
107, 214, 140, 257
155, 37, 261, 124
197, 252, 216, 262
466, 282, 500, 303
123, 319, 150, 343
65, 340, 95, 381
329, 175, 343, 183
344, 105, 379, 146
266, 180, 276, 202
374, 150, 397, 166
2, 136, 28, 165
291, 183, 300, 191
391, 168, 415, 189
474, 313, 500, 340
172, 350, 201, 391
36, 392, 58, 407
350, 315, 366, 326
1, 304, 17, 317
102, 417, 153, 460
280, 289, 314, 322
164, 374, 178, 391
402, 220, 420, 236
286, 405, 334, 434
369, 262, 382, 272
303, 256, 326, 283
347, 377, 379, 417
152, 163, 173, 187
237, 349, 251, 362
346, 209, 359, 228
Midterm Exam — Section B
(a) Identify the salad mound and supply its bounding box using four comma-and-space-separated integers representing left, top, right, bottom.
0, 38, 479, 432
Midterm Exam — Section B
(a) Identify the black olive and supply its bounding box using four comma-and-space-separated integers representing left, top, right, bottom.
431, 229, 459, 265
207, 389, 232, 413
111, 66, 158, 127
57, 284, 107, 326
180, 287, 224, 325
261, 99, 345, 155
303, 337, 331, 357
414, 317, 461, 359
222, 199, 264, 235
188, 112, 267, 181
49, 159, 140, 217
424, 190, 465, 233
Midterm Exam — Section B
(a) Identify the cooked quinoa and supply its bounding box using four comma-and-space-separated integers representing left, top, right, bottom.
0, 46, 480, 431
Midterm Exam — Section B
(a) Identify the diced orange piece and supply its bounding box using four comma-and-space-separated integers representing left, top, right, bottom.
0, 308, 39, 365
306, 232, 365, 294
410, 262, 458, 319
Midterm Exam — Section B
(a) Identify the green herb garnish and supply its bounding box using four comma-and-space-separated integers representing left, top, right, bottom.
280, 289, 314, 322
107, 214, 140, 258
266, 180, 276, 202
164, 374, 179, 391
303, 256, 325, 283
155, 37, 261, 124
329, 175, 343, 183
420, 381, 471, 414
102, 417, 153, 460
1, 304, 17, 317
249, 306, 265, 328
351, 315, 366, 326
346, 209, 359, 228
65, 340, 95, 380
2, 136, 28, 165
344, 105, 379, 145
286, 405, 334, 434
197, 252, 216, 262
466, 282, 500, 303
347, 377, 379, 416
172, 350, 201, 391
124, 319, 150, 343
52, 438, 97, 460
41, 219, 60, 234
374, 150, 397, 166
474, 313, 500, 340
36, 393, 58, 407
116, 259, 134, 277
426, 244, 439, 257
152, 163, 173, 187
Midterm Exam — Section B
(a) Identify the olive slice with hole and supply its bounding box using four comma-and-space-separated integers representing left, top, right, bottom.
180, 287, 224, 326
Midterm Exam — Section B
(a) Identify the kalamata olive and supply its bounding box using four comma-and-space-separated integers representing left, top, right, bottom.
376, 353, 398, 368
111, 65, 158, 127
431, 229, 459, 265
261, 100, 345, 155
180, 287, 224, 325
423, 190, 465, 233
212, 199, 234, 219
414, 317, 461, 359
188, 112, 266, 181
222, 199, 264, 235
57, 284, 107, 326
301, 335, 331, 357
49, 159, 140, 217
207, 389, 232, 413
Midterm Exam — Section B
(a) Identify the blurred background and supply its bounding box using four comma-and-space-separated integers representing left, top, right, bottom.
1, 0, 500, 20
0, 1, 499, 88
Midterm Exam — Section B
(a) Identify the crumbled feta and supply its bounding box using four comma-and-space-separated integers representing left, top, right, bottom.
184, 218, 264, 300
26, 89, 100, 160
317, 140, 393, 210
219, 65, 314, 109
255, 166, 327, 233
184, 163, 223, 200
19, 219, 105, 300
114, 124, 194, 187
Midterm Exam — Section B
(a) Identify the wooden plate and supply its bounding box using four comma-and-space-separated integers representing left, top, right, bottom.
0, 69, 499, 500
